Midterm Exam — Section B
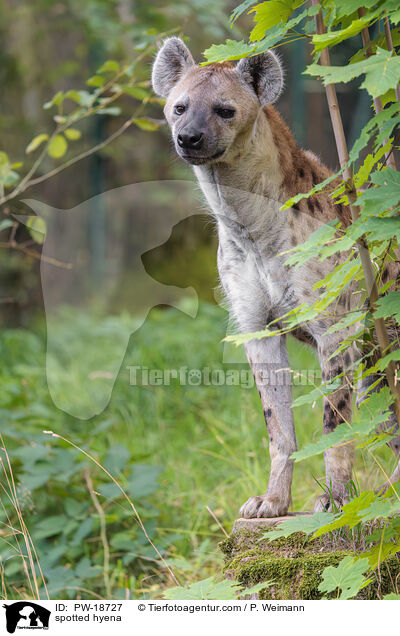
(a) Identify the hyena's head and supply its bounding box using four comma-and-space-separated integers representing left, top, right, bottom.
151, 37, 284, 166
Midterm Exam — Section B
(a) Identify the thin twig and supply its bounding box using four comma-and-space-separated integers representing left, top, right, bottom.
83, 468, 111, 598
0, 241, 71, 268
206, 506, 229, 537
27, 117, 136, 189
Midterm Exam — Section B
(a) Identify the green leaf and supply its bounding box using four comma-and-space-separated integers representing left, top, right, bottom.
373, 348, 400, 372
384, 593, 400, 599
374, 291, 400, 325
292, 379, 342, 408
43, 90, 64, 110
237, 580, 274, 597
353, 140, 392, 188
318, 556, 371, 599
249, 0, 301, 42
0, 151, 20, 187
261, 512, 336, 541
163, 576, 237, 600
104, 443, 131, 474
363, 538, 400, 569
313, 492, 377, 536
284, 220, 339, 269
26, 216, 47, 244
224, 325, 280, 346
281, 170, 341, 210
86, 75, 105, 87
349, 28, 400, 65
332, 0, 383, 19
348, 217, 400, 244
120, 85, 149, 100
127, 464, 163, 498
64, 128, 81, 141
312, 16, 374, 52
324, 311, 366, 335
133, 117, 160, 131
0, 219, 14, 232
231, 0, 258, 23
97, 107, 121, 116
47, 135, 68, 159
306, 48, 400, 100
97, 60, 120, 74
26, 133, 49, 154
163, 576, 274, 600
203, 39, 255, 63
64, 89, 83, 104
293, 429, 349, 466
63, 90, 94, 108
356, 168, 400, 216
35, 515, 69, 539
292, 391, 390, 463
350, 102, 400, 163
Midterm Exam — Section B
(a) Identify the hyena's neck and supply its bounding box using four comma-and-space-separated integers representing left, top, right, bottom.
194, 105, 349, 229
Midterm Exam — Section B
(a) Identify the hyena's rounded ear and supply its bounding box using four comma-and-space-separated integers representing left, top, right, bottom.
236, 51, 284, 105
151, 37, 195, 98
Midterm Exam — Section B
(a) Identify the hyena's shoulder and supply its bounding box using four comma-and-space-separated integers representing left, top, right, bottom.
264, 105, 351, 228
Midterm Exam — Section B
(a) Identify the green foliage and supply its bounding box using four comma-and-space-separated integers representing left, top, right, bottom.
375, 291, 400, 325
47, 135, 68, 159
306, 48, 400, 100
208, 0, 400, 601
26, 216, 46, 244
0, 151, 21, 189
312, 16, 374, 52
26, 134, 49, 154
293, 388, 394, 462
261, 512, 336, 541
133, 118, 161, 131
318, 556, 371, 599
0, 37, 167, 204
356, 168, 400, 216
163, 576, 271, 599
203, 39, 258, 63
1, 0, 400, 602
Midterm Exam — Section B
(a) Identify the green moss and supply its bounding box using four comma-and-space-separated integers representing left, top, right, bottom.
221, 529, 400, 600
226, 546, 347, 600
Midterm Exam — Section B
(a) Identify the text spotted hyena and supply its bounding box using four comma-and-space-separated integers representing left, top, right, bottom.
152, 37, 400, 517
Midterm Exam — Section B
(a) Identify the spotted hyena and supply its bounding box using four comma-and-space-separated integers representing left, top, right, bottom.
151, 37, 399, 517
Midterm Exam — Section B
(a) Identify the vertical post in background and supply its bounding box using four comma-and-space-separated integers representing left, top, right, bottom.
89, 43, 106, 287
289, 35, 306, 147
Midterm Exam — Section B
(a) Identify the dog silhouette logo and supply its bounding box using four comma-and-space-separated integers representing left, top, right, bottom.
3, 602, 50, 633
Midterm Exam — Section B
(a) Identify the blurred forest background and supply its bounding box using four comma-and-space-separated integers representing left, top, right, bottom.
0, 0, 372, 323
0, 0, 393, 600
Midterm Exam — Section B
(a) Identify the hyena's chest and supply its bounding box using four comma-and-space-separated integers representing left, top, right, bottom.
215, 205, 301, 322
196, 169, 318, 320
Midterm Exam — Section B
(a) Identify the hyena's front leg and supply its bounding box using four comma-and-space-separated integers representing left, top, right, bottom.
315, 341, 355, 512
240, 336, 298, 518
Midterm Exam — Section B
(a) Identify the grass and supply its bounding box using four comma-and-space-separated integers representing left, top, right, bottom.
0, 300, 396, 598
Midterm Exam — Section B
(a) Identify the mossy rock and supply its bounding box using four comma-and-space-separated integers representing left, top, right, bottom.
220, 526, 400, 600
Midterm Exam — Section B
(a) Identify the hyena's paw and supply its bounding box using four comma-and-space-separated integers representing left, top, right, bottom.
240, 495, 288, 519
314, 493, 347, 513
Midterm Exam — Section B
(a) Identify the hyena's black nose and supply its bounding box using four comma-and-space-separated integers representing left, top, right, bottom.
177, 130, 204, 150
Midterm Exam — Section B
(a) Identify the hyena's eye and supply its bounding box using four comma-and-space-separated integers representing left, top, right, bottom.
174, 104, 186, 115
215, 107, 235, 119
